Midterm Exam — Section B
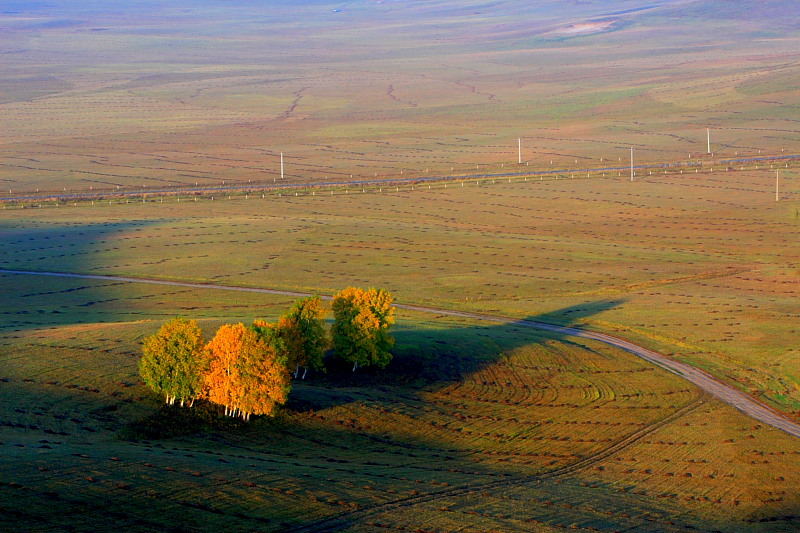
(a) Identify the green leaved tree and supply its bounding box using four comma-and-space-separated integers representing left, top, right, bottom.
331, 287, 395, 371
139, 318, 206, 407
275, 296, 329, 379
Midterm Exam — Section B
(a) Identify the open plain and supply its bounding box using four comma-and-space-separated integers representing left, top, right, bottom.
1, 0, 800, 531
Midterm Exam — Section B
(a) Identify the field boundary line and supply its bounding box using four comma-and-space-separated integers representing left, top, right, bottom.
2, 268, 798, 440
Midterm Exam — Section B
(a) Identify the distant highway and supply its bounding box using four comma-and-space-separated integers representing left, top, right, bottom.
2, 153, 799, 204
2, 268, 799, 439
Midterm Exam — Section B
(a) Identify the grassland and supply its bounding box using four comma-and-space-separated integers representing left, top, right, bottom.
3, 0, 800, 194
2, 0, 800, 530
2, 301, 799, 532
3, 165, 800, 416
2, 166, 800, 531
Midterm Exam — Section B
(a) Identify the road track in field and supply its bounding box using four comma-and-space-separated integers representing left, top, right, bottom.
0, 269, 800, 438
4, 268, 799, 530
264, 393, 712, 533
2, 268, 798, 440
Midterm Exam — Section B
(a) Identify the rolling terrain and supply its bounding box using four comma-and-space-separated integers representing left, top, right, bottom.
2, 169, 800, 531
1, 0, 800, 531
3, 0, 800, 191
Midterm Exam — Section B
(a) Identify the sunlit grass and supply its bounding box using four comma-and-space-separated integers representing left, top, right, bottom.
2, 1, 800, 530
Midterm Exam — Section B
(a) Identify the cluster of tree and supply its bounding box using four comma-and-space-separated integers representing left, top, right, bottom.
139, 288, 395, 420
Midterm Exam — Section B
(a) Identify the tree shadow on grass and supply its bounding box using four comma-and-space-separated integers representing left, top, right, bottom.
286, 299, 626, 412
3, 243, 787, 533
118, 298, 626, 439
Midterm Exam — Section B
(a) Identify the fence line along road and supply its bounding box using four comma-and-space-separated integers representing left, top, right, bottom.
1, 268, 798, 439
2, 153, 799, 204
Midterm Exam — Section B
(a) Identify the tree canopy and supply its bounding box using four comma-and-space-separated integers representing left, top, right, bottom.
139, 317, 206, 407
139, 288, 396, 421
203, 323, 244, 416
204, 323, 291, 420
274, 296, 328, 378
331, 287, 396, 371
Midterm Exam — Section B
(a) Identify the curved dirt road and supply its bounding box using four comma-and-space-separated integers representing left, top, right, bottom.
2, 268, 799, 439
401, 304, 800, 439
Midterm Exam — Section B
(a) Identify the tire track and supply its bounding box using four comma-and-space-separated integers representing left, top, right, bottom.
281, 87, 310, 118
386, 85, 417, 108
402, 304, 800, 440
282, 393, 710, 533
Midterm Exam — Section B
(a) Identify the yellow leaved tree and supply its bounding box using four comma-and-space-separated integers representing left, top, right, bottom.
331, 287, 395, 371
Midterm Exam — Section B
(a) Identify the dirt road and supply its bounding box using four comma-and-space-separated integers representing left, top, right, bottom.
2, 268, 799, 439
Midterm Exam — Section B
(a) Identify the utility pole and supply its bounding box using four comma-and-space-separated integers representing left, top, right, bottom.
281, 152, 284, 180
707, 128, 711, 154
518, 138, 522, 165
776, 170, 780, 202
630, 147, 634, 182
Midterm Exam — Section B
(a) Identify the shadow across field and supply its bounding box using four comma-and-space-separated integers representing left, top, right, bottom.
0, 220, 168, 336
0, 218, 300, 337
118, 298, 626, 437
288, 299, 626, 411
3, 258, 796, 531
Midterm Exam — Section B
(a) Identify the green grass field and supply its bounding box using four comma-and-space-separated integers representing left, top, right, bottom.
3, 166, 799, 416
2, 168, 800, 531
2, 0, 800, 194
2, 306, 799, 532
2, 0, 800, 531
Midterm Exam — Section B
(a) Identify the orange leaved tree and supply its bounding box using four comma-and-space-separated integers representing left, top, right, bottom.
236, 326, 291, 420
331, 287, 395, 371
203, 323, 243, 417
204, 323, 291, 420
